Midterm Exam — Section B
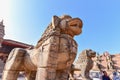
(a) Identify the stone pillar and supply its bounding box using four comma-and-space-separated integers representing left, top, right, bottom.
0, 20, 5, 47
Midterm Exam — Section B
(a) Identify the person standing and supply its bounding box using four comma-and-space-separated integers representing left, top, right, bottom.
102, 71, 111, 80
113, 71, 120, 80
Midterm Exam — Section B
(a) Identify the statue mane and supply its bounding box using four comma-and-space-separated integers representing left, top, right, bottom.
35, 22, 62, 48
35, 15, 72, 48
75, 49, 96, 64
75, 50, 88, 64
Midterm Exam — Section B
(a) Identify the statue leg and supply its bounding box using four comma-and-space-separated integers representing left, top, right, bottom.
36, 68, 56, 80
69, 70, 74, 80
2, 48, 26, 80
81, 70, 92, 80
81, 70, 86, 80
61, 70, 69, 80
86, 71, 92, 80
25, 71, 36, 80
56, 70, 69, 80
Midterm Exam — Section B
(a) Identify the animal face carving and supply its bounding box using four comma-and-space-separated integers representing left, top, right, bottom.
52, 15, 83, 37
86, 49, 96, 58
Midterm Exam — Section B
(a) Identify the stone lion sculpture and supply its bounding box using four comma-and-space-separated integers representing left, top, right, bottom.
2, 15, 83, 80
70, 49, 96, 80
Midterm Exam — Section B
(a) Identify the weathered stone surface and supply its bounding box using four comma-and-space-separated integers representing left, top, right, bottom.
2, 15, 83, 80
70, 49, 96, 80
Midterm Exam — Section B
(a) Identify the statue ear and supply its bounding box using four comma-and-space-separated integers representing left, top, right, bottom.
52, 15, 60, 28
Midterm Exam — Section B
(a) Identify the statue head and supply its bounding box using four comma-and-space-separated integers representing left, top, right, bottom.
36, 15, 83, 48
86, 49, 96, 58
81, 49, 96, 58
52, 15, 83, 37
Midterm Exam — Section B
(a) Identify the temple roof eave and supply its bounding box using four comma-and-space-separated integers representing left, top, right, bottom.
2, 39, 33, 48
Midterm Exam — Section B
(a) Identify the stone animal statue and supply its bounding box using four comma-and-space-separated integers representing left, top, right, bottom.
70, 49, 96, 80
2, 15, 83, 80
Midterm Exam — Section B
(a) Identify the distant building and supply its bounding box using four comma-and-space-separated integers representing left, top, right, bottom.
0, 39, 33, 62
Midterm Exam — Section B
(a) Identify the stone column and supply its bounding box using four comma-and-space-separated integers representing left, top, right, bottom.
0, 20, 5, 47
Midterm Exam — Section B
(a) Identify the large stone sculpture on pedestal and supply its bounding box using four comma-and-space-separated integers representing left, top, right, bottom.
2, 15, 83, 80
70, 49, 96, 80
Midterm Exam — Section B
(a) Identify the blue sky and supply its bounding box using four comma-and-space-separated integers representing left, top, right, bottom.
0, 0, 120, 55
